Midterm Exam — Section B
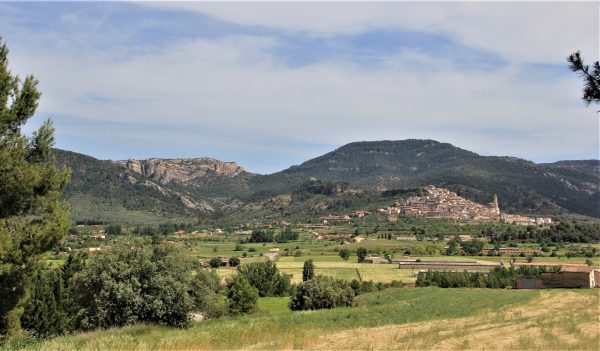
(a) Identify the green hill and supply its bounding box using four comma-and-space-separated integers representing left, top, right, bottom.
255, 140, 600, 217
53, 140, 600, 223
54, 150, 207, 224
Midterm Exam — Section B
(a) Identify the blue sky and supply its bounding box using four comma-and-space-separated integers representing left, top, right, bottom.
1, 1, 598, 173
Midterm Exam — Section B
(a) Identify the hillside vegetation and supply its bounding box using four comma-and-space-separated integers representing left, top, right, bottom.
54, 140, 600, 223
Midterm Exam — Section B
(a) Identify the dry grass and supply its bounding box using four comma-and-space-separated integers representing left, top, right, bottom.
311, 290, 600, 350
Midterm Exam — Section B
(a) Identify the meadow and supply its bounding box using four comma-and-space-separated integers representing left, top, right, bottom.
12, 288, 599, 350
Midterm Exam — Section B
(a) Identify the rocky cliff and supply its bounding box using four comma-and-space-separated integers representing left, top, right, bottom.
116, 158, 251, 184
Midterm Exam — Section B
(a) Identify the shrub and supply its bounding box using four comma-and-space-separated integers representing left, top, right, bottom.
227, 276, 258, 314
69, 243, 195, 330
229, 257, 241, 267
209, 257, 223, 268
289, 275, 355, 311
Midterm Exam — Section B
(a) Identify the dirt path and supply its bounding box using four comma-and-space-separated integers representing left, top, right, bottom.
301, 291, 600, 350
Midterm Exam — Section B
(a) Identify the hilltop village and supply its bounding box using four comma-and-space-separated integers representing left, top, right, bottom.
378, 186, 551, 225
317, 185, 551, 226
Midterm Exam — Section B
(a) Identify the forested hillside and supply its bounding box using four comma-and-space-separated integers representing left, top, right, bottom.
54, 140, 600, 223
258, 140, 600, 217
54, 150, 207, 224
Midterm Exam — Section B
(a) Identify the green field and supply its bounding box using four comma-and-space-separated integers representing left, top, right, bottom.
10, 288, 558, 351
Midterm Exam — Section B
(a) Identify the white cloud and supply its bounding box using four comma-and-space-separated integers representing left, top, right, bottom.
145, 1, 598, 64
4, 2, 598, 172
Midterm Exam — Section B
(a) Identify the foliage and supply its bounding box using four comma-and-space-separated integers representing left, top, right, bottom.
276, 227, 299, 243
488, 221, 600, 245
567, 51, 600, 105
20, 269, 67, 337
189, 269, 228, 319
0, 37, 71, 336
338, 248, 350, 261
289, 275, 355, 311
248, 230, 274, 243
356, 247, 368, 263
237, 261, 290, 297
302, 259, 315, 282
461, 239, 484, 256
415, 266, 560, 288
208, 257, 223, 268
68, 243, 195, 330
228, 256, 240, 267
226, 275, 258, 315
104, 224, 122, 235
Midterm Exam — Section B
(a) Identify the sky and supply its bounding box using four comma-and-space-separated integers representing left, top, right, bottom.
1, 1, 598, 174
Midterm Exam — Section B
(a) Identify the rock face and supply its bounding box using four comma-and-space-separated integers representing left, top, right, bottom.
116, 158, 249, 184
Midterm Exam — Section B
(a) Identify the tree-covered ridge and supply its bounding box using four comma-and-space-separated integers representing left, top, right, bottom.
53, 140, 599, 223
261, 140, 600, 218
53, 149, 207, 224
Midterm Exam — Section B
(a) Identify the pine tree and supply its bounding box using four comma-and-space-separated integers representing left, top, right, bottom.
0, 36, 71, 336
568, 51, 600, 105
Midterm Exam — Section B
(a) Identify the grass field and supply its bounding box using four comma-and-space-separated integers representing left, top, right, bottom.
257, 297, 289, 314
12, 288, 599, 351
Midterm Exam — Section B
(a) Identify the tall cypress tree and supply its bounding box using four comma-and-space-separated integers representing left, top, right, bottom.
0, 36, 71, 336
302, 259, 315, 282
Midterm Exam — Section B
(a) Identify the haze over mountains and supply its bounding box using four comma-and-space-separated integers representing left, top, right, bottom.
54, 139, 600, 224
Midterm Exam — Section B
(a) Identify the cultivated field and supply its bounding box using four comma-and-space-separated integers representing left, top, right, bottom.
15, 288, 599, 351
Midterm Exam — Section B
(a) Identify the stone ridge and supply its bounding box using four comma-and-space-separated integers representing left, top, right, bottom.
115, 158, 250, 184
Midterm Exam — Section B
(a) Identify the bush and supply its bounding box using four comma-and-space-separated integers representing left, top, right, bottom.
69, 243, 195, 330
229, 257, 241, 267
227, 276, 258, 314
238, 261, 290, 297
105, 224, 122, 235
209, 257, 223, 268
289, 275, 355, 311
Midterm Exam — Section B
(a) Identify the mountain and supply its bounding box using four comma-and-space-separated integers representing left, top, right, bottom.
54, 140, 600, 223
116, 157, 256, 198
54, 150, 215, 224
257, 140, 600, 217
542, 160, 600, 178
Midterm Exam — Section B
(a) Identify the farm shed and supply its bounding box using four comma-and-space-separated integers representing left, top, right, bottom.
539, 271, 595, 288
398, 260, 498, 271
514, 263, 600, 289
